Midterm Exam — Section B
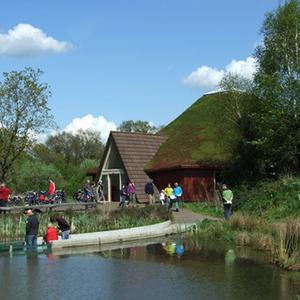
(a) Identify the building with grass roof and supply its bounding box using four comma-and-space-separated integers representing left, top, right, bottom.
146, 91, 237, 202
96, 92, 236, 203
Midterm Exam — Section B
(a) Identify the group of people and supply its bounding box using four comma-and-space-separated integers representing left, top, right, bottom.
119, 180, 137, 208
119, 179, 184, 211
82, 179, 105, 202
160, 182, 183, 212
25, 209, 71, 250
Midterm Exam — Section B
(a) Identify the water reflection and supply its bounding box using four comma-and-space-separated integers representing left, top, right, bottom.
162, 241, 185, 257
0, 238, 300, 300
225, 249, 236, 265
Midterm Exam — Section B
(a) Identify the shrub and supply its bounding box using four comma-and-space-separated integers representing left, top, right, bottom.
233, 176, 300, 219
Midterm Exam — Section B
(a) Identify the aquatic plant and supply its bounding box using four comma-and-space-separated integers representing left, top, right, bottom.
273, 218, 300, 269
230, 213, 263, 232
0, 206, 170, 242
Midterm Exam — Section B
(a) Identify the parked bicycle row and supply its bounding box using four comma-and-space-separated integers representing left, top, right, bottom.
6, 190, 66, 206
0, 179, 105, 207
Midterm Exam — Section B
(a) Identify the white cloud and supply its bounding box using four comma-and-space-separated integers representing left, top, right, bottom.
183, 56, 257, 89
225, 57, 257, 79
0, 23, 72, 57
64, 114, 117, 142
182, 66, 224, 89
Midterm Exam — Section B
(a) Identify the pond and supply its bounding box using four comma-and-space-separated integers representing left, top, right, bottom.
0, 238, 299, 300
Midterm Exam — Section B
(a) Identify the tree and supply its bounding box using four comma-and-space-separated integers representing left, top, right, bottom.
218, 73, 254, 126
0, 68, 53, 181
117, 120, 158, 133
33, 130, 104, 168
10, 158, 63, 193
254, 0, 300, 173
32, 130, 104, 193
217, 74, 261, 180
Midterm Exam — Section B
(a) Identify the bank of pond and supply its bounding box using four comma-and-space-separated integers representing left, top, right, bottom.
0, 206, 171, 241
189, 213, 300, 271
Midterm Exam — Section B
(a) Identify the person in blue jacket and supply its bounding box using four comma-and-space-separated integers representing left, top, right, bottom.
173, 182, 183, 212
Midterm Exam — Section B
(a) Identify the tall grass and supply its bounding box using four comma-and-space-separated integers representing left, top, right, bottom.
189, 215, 300, 269
0, 206, 171, 242
273, 218, 300, 269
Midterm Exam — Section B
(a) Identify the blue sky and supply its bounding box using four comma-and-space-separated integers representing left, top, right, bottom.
0, 0, 280, 139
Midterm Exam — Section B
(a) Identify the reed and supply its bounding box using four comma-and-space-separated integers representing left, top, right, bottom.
230, 213, 263, 232
0, 206, 170, 242
273, 218, 300, 269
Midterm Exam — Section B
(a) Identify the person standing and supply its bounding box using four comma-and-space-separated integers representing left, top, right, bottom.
97, 180, 105, 202
127, 180, 137, 206
164, 183, 175, 209
145, 179, 155, 205
25, 209, 39, 250
49, 179, 56, 196
119, 184, 127, 208
0, 183, 10, 212
50, 216, 71, 240
222, 184, 233, 220
173, 182, 183, 212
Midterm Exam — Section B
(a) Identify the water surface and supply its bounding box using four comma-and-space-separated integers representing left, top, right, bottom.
0, 240, 299, 300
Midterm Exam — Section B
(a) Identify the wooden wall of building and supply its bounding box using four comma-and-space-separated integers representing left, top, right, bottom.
148, 168, 216, 202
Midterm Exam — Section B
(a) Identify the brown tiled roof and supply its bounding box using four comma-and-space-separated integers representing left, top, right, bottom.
111, 131, 166, 202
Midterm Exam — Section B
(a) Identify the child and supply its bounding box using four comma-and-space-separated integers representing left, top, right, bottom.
43, 223, 59, 244
159, 189, 166, 205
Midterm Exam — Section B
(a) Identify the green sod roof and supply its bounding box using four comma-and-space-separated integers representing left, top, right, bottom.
147, 92, 238, 171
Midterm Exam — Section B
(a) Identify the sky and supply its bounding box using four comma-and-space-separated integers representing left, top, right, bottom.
0, 0, 281, 141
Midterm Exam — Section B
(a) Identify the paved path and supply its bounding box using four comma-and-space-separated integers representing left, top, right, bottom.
172, 208, 221, 224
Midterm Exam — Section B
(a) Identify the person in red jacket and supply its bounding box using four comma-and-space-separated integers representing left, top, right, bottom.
43, 223, 59, 244
49, 179, 56, 196
0, 183, 10, 209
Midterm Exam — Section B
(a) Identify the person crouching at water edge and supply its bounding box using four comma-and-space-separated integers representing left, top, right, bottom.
222, 184, 233, 221
25, 209, 39, 250
43, 223, 59, 244
50, 216, 71, 239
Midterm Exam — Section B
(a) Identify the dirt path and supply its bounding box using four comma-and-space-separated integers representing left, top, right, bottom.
172, 207, 221, 224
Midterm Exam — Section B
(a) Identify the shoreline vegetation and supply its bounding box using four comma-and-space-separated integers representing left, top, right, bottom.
184, 176, 300, 270
0, 206, 171, 243
188, 214, 300, 271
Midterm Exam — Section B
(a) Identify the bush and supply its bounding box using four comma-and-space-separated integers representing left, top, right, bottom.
233, 176, 300, 219
9, 159, 64, 193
